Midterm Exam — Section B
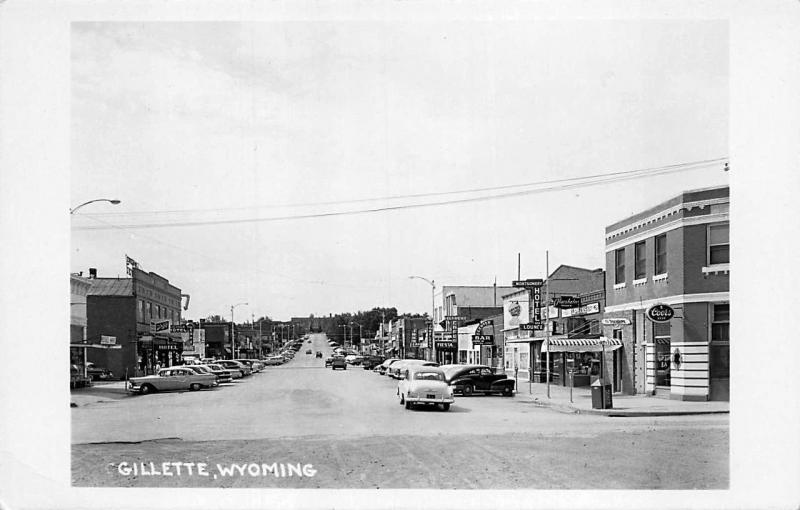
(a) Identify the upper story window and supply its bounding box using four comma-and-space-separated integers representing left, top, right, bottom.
708, 223, 730, 265
614, 248, 626, 285
634, 241, 646, 280
654, 234, 667, 275
146, 302, 152, 321
137, 299, 144, 322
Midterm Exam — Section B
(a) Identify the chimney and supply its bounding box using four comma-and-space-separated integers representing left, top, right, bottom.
89, 268, 97, 279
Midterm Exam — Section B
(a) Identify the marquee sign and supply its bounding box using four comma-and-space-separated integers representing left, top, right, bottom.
646, 304, 675, 323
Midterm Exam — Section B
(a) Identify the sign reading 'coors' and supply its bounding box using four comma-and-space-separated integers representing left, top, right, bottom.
646, 303, 675, 322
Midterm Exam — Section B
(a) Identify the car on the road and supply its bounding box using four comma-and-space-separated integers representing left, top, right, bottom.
344, 354, 364, 365
184, 364, 232, 384
306, 349, 313, 355
208, 362, 242, 379
128, 367, 218, 394
397, 365, 454, 411
324, 356, 334, 367
330, 356, 347, 370
316, 351, 323, 358
377, 358, 400, 375
85, 362, 114, 381
440, 364, 516, 397
388, 359, 439, 379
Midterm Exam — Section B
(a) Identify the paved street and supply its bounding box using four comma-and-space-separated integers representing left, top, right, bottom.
72, 334, 728, 489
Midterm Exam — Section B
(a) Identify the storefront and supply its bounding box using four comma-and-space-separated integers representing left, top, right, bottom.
542, 337, 623, 389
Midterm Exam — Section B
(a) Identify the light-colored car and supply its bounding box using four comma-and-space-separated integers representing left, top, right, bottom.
186, 364, 232, 384
377, 358, 400, 375
397, 365, 454, 411
128, 367, 218, 394
207, 362, 241, 379
216, 360, 247, 378
388, 359, 439, 379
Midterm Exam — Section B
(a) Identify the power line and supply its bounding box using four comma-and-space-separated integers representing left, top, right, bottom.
80, 157, 728, 218
72, 158, 726, 231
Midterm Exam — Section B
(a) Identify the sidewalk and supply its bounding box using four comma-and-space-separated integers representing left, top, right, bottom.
513, 378, 729, 417
70, 381, 131, 407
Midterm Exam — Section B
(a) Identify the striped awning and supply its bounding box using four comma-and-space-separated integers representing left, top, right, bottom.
543, 337, 623, 353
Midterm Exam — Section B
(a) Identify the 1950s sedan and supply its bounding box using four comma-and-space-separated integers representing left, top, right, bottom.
128, 367, 218, 394
397, 366, 454, 411
440, 364, 515, 397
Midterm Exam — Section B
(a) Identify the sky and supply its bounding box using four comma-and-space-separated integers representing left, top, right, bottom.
70, 20, 729, 322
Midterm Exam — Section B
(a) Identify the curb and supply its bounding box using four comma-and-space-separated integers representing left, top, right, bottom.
524, 397, 729, 417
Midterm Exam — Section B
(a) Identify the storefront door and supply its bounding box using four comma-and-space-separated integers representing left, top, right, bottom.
653, 322, 671, 393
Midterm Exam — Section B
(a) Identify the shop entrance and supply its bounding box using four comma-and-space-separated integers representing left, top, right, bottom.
653, 322, 671, 396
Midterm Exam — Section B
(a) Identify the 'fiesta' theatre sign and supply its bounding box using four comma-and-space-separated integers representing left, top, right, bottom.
646, 303, 675, 322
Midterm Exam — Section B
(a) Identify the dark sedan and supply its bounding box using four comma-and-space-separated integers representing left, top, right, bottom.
440, 364, 515, 397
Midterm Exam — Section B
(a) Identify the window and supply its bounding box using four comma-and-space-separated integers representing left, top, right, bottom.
613, 328, 622, 340
711, 303, 730, 342
138, 300, 144, 321
146, 302, 152, 320
654, 234, 667, 275
614, 248, 625, 284
634, 241, 646, 280
708, 223, 729, 264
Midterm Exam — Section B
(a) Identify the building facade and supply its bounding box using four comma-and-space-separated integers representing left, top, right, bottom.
603, 186, 729, 401
86, 265, 184, 378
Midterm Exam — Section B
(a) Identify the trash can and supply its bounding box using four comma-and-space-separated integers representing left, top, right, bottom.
591, 379, 613, 409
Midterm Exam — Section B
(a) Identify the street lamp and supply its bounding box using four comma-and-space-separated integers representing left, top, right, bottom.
70, 198, 121, 215
409, 276, 436, 362
230, 302, 248, 359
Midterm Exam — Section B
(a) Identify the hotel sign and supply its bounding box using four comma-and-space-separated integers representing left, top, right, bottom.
512, 279, 544, 288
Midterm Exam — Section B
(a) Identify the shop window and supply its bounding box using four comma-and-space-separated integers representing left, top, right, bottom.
614, 248, 625, 284
708, 223, 730, 265
634, 241, 646, 279
654, 234, 667, 275
613, 328, 622, 340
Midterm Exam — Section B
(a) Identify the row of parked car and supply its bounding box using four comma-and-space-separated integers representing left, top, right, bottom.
372, 358, 517, 411
127, 358, 268, 395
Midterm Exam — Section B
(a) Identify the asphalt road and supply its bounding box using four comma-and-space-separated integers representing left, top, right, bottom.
72, 333, 729, 489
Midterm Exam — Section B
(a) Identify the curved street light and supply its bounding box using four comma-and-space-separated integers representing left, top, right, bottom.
230, 302, 248, 359
408, 275, 436, 362
70, 198, 121, 215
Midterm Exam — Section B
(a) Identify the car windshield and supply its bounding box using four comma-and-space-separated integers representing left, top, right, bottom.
414, 372, 444, 381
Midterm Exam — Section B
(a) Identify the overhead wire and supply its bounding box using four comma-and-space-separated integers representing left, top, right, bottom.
72, 158, 727, 231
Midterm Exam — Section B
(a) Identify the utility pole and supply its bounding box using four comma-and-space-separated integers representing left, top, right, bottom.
546, 250, 551, 399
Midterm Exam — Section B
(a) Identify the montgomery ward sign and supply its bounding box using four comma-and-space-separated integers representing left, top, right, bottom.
512, 279, 544, 288
646, 304, 675, 322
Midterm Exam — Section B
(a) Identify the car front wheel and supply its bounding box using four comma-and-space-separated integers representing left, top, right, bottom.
405, 399, 413, 410
463, 384, 474, 396
140, 384, 155, 395
189, 383, 201, 391
440, 403, 450, 411
502, 385, 513, 397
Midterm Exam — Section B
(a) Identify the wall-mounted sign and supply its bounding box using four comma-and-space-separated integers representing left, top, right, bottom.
646, 304, 675, 322
554, 296, 581, 309
602, 318, 632, 326
151, 320, 171, 333
100, 335, 116, 345
472, 334, 493, 345
520, 323, 544, 331
445, 315, 465, 321
435, 341, 458, 351
508, 302, 521, 316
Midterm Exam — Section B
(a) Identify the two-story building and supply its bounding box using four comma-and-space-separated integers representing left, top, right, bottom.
603, 185, 729, 401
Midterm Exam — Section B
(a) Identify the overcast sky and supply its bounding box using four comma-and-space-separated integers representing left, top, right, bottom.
70, 20, 728, 322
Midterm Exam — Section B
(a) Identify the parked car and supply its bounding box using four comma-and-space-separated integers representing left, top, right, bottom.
377, 358, 400, 375
217, 360, 249, 377
331, 356, 347, 370
361, 355, 385, 370
128, 367, 218, 394
70, 364, 92, 388
209, 362, 242, 379
263, 356, 284, 366
440, 364, 515, 397
235, 359, 262, 373
85, 362, 114, 381
345, 354, 364, 365
201, 363, 233, 383
388, 359, 439, 379
397, 365, 454, 411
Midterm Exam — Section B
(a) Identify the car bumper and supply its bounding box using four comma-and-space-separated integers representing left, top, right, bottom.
406, 396, 455, 404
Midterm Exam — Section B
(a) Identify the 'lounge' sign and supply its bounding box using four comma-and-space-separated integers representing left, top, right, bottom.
646, 304, 674, 322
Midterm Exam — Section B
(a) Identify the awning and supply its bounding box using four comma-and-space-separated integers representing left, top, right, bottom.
543, 337, 623, 353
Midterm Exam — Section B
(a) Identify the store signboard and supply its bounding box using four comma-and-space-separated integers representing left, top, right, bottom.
646, 304, 675, 322
520, 323, 544, 331
99, 335, 116, 345
602, 318, 631, 326
151, 320, 170, 334
512, 279, 544, 288
554, 296, 581, 309
472, 334, 493, 346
